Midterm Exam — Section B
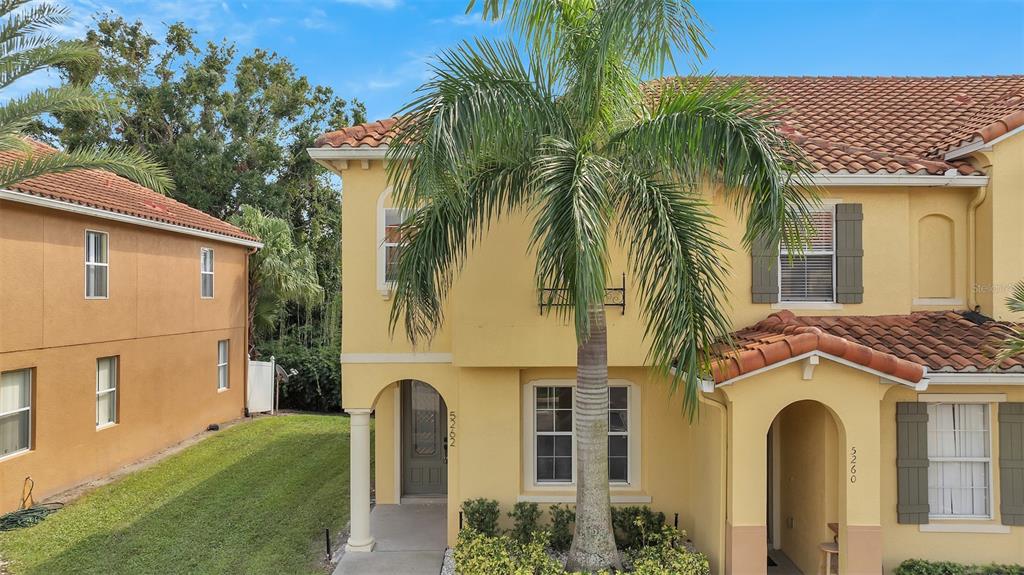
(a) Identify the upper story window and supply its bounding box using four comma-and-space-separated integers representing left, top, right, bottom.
200, 248, 215, 298
927, 402, 991, 518
96, 357, 118, 428
85, 230, 109, 299
780, 208, 835, 303
528, 382, 636, 486
380, 208, 410, 287
0, 368, 32, 459
217, 340, 229, 390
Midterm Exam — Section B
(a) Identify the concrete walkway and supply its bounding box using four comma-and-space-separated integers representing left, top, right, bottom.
334, 503, 447, 575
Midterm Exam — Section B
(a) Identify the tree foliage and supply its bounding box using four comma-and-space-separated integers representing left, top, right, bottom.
0, 0, 171, 193
37, 14, 365, 411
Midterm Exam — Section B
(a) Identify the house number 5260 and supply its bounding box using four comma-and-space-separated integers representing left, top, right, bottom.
849, 446, 858, 483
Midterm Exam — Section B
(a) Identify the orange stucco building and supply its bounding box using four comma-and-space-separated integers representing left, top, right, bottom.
0, 146, 261, 513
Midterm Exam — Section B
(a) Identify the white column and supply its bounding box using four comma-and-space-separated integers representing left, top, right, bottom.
346, 408, 375, 552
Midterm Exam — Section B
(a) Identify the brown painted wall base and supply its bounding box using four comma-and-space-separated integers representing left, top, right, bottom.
727, 523, 767, 575
844, 525, 882, 574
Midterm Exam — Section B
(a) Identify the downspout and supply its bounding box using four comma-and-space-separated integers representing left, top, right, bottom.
698, 390, 729, 575
967, 184, 987, 311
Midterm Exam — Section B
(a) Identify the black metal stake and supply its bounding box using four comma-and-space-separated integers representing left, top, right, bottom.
325, 528, 331, 562
674, 513, 678, 528
459, 511, 464, 530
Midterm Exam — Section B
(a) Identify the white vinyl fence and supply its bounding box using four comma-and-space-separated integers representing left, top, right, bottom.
247, 356, 275, 414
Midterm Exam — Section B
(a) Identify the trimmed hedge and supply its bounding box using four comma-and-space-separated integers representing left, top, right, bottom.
896, 560, 1024, 575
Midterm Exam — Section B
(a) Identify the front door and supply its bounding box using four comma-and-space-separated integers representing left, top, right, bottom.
401, 380, 448, 496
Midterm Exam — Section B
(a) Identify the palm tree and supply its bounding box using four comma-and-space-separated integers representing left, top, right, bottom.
230, 204, 323, 351
386, 0, 815, 570
997, 281, 1024, 362
0, 0, 171, 193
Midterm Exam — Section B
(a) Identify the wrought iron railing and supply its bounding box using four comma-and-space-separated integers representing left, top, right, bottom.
538, 273, 626, 315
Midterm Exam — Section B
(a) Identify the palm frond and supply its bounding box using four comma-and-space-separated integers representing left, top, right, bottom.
0, 41, 100, 90
0, 146, 174, 195
609, 78, 818, 252
0, 84, 118, 136
614, 168, 732, 416
529, 136, 615, 340
1008, 280, 1024, 314
0, 1, 68, 55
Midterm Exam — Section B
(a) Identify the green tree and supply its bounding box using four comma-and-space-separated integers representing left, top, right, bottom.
386, 0, 815, 570
998, 281, 1024, 362
231, 205, 323, 350
0, 1, 170, 193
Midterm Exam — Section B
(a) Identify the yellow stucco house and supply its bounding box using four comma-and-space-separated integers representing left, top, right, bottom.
310, 76, 1024, 574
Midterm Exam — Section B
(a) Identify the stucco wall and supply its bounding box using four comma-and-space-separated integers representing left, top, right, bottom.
0, 200, 248, 512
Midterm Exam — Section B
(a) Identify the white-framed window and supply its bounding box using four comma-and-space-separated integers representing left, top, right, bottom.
217, 340, 229, 390
381, 208, 409, 286
96, 357, 118, 428
200, 248, 215, 298
926, 402, 992, 519
85, 230, 109, 299
780, 207, 835, 303
523, 380, 639, 488
0, 368, 32, 459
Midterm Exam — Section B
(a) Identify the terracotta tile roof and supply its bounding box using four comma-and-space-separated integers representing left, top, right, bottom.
314, 118, 397, 149
711, 309, 1024, 385
317, 76, 1024, 177
0, 141, 257, 244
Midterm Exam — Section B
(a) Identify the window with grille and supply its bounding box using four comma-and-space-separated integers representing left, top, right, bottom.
200, 248, 215, 298
779, 209, 834, 302
382, 209, 409, 284
0, 369, 31, 458
533, 385, 631, 484
85, 230, 109, 298
927, 403, 991, 518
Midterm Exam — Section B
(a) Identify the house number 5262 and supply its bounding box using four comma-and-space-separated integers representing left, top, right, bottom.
448, 411, 457, 448
849, 446, 858, 483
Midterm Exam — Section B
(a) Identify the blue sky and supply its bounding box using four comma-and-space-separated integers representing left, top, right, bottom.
45, 0, 1024, 122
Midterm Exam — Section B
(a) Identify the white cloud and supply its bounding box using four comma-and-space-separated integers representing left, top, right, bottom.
430, 12, 497, 27
301, 8, 332, 30
335, 0, 400, 9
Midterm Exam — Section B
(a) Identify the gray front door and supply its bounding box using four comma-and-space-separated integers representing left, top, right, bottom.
402, 381, 448, 496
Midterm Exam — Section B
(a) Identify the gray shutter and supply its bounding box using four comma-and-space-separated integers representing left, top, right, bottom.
896, 402, 930, 524
835, 203, 863, 304
751, 233, 779, 304
999, 402, 1024, 526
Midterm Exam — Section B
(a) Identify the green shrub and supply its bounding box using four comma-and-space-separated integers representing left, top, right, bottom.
453, 528, 563, 575
508, 502, 542, 544
611, 506, 666, 549
628, 525, 710, 575
461, 498, 500, 537
548, 504, 576, 551
896, 560, 1024, 575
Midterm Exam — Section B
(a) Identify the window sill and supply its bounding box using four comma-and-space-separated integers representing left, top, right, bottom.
0, 448, 30, 463
85, 296, 109, 301
912, 298, 963, 306
772, 302, 843, 310
96, 422, 117, 431
919, 522, 1009, 534
518, 493, 652, 504
218, 387, 230, 393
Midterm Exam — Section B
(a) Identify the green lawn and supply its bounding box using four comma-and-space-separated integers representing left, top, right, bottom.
0, 415, 350, 575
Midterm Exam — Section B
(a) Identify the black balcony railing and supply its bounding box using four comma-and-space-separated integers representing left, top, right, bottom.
538, 273, 626, 315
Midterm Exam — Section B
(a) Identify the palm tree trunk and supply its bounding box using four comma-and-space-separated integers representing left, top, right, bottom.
566, 303, 621, 572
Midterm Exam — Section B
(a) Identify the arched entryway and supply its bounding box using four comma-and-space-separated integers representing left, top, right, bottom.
766, 400, 843, 575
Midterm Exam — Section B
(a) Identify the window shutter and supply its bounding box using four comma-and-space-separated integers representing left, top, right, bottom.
751, 233, 779, 303
999, 402, 1024, 526
896, 402, 929, 524
835, 203, 863, 304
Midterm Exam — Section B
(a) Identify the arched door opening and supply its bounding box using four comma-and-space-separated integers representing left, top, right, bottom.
400, 380, 449, 500
766, 400, 842, 575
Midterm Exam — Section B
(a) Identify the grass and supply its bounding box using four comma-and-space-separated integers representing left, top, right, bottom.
0, 415, 350, 575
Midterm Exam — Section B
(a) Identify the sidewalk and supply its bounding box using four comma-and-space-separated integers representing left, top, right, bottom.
333, 503, 447, 575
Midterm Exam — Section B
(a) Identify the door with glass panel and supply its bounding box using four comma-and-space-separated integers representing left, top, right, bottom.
401, 380, 448, 496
